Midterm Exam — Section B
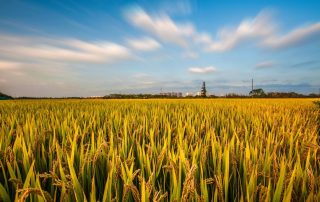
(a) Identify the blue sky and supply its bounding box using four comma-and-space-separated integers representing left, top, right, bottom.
0, 0, 320, 97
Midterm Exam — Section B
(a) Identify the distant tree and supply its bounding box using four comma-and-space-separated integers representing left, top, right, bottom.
201, 82, 207, 97
249, 88, 266, 97
266, 92, 307, 98
0, 92, 13, 100
209, 94, 218, 98
308, 93, 319, 98
226, 93, 248, 98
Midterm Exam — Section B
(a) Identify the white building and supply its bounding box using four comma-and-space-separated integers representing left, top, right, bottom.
160, 92, 183, 97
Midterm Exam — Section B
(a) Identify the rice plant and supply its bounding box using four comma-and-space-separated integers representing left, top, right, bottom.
0, 99, 319, 201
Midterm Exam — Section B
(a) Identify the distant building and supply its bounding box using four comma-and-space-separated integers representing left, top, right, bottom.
185, 92, 193, 97
160, 92, 183, 97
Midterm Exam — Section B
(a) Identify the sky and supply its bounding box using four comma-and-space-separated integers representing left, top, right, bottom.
0, 0, 320, 97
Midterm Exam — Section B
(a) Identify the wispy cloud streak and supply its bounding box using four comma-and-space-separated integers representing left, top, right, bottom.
0, 34, 132, 63
125, 6, 194, 47
189, 66, 217, 73
127, 37, 161, 51
255, 61, 275, 69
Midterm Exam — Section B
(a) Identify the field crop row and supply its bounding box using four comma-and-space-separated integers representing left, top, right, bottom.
0, 99, 319, 201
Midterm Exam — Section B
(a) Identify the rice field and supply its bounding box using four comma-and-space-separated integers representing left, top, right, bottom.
0, 99, 319, 202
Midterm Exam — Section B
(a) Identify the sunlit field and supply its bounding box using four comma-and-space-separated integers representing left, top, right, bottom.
0, 99, 319, 201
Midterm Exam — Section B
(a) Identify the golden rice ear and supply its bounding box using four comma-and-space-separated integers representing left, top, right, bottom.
181, 164, 198, 201
153, 191, 168, 202
17, 188, 53, 202
122, 183, 140, 202
122, 184, 130, 202
214, 175, 224, 202
131, 169, 141, 181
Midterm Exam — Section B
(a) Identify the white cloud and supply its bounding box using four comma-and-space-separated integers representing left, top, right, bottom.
125, 6, 195, 47
127, 37, 161, 51
0, 34, 132, 64
255, 61, 275, 69
0, 60, 21, 70
124, 7, 320, 54
189, 66, 217, 73
262, 23, 320, 48
202, 10, 320, 52
203, 10, 275, 52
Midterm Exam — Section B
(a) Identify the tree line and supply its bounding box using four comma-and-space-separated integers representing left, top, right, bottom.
1, 90, 319, 100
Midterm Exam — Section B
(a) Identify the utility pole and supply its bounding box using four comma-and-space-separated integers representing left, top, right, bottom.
201, 81, 207, 97
252, 78, 253, 92
251, 78, 254, 97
